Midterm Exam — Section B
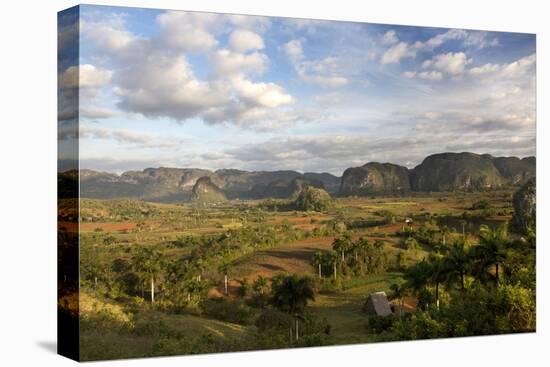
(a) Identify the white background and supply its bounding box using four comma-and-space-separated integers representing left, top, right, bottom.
0, 0, 547, 365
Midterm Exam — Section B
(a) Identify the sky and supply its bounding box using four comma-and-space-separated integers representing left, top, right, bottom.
58, 5, 536, 176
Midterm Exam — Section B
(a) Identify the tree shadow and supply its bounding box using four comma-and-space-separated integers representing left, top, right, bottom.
257, 263, 286, 271
36, 340, 57, 354
264, 249, 317, 261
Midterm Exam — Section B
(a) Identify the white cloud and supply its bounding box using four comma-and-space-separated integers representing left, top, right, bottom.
231, 77, 294, 108
80, 106, 119, 119
422, 29, 467, 49
156, 11, 219, 52
424, 52, 472, 75
225, 14, 271, 33
59, 64, 114, 121
115, 53, 229, 121
283, 39, 304, 63
59, 64, 112, 88
463, 32, 499, 49
418, 71, 444, 80
401, 70, 442, 80
381, 42, 416, 64
283, 39, 348, 87
81, 16, 136, 52
79, 11, 298, 129
297, 70, 348, 87
380, 29, 496, 66
500, 54, 536, 78
382, 30, 399, 45
211, 48, 268, 77
469, 63, 500, 75
79, 126, 151, 144
467, 54, 536, 78
75, 125, 189, 151
228, 29, 265, 52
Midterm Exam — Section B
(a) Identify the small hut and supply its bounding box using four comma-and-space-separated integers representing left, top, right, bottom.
364, 291, 393, 316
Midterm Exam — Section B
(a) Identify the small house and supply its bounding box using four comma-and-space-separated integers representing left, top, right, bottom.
364, 291, 393, 317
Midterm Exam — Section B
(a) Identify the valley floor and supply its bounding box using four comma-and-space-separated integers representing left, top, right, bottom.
65, 190, 519, 360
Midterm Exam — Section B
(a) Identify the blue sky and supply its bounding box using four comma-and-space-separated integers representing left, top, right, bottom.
58, 5, 536, 175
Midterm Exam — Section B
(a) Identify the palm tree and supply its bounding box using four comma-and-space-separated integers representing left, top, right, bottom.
427, 253, 445, 310
389, 283, 406, 318
460, 220, 467, 238
475, 224, 509, 287
253, 276, 269, 295
404, 259, 432, 309
185, 277, 208, 303
194, 257, 205, 282
357, 238, 373, 273
440, 225, 450, 248
332, 234, 352, 263
270, 274, 315, 314
442, 238, 471, 293
132, 247, 163, 303
351, 238, 362, 263
312, 251, 325, 278
218, 260, 231, 295
88, 262, 103, 290
324, 251, 339, 279
271, 275, 315, 342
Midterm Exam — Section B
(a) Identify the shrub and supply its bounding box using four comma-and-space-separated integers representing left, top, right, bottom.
200, 298, 254, 324
255, 308, 293, 332
367, 315, 396, 333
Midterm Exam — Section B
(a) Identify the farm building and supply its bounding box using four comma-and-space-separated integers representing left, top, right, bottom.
364, 291, 393, 316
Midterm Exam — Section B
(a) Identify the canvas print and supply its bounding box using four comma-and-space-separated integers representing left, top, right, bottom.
58, 4, 536, 361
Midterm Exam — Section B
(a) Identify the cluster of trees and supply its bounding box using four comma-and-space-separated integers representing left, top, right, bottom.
178, 272, 324, 343
80, 198, 158, 223
312, 235, 390, 281
382, 223, 535, 338
81, 222, 319, 312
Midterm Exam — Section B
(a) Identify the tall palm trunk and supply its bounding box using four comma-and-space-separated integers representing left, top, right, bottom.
333, 263, 337, 280
151, 276, 155, 303
224, 274, 228, 294
341, 251, 345, 263
295, 318, 299, 341
318, 264, 322, 279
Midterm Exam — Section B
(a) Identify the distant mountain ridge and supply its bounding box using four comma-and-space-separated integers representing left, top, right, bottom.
341, 152, 535, 196
70, 167, 341, 202
340, 162, 411, 196
60, 152, 535, 202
